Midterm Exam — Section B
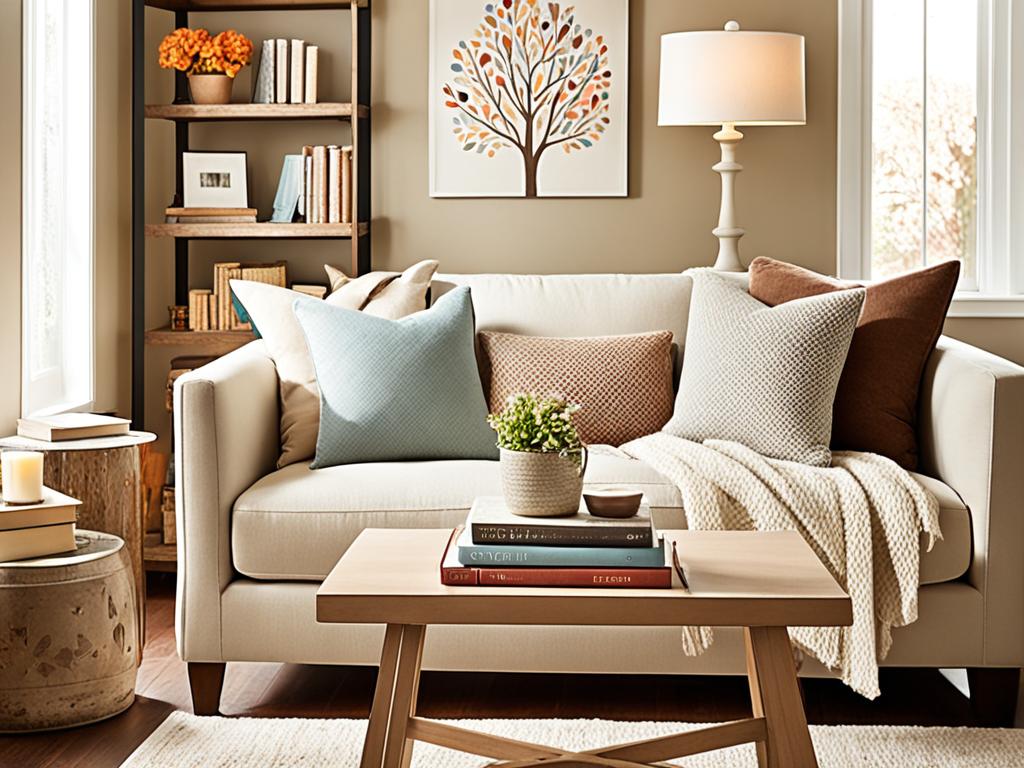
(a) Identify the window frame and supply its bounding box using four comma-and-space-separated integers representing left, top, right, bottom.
21, 0, 96, 417
838, 0, 1024, 317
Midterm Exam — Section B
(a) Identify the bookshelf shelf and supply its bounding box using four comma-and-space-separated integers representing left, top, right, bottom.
144, 543, 179, 573
146, 0, 358, 11
144, 102, 368, 122
146, 221, 368, 239
145, 327, 256, 350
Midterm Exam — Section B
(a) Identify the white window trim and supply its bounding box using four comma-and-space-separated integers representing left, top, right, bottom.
838, 0, 1024, 317
21, 0, 96, 416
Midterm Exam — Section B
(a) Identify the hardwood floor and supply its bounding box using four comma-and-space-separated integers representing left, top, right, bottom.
0, 574, 988, 767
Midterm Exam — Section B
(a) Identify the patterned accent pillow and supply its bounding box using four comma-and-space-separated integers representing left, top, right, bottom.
664, 270, 865, 467
478, 330, 675, 446
294, 286, 498, 468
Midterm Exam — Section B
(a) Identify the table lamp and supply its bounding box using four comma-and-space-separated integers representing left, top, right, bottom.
658, 21, 806, 272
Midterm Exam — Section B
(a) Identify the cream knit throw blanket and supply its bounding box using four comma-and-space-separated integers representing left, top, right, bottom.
610, 432, 941, 699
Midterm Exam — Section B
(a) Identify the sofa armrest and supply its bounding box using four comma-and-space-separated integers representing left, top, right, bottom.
174, 340, 279, 661
918, 335, 1024, 665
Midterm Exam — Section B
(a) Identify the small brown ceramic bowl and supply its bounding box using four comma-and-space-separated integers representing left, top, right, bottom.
583, 486, 644, 518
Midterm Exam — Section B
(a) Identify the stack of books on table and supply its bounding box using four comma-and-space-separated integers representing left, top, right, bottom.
0, 488, 81, 562
440, 496, 671, 589
165, 207, 258, 224
17, 413, 130, 442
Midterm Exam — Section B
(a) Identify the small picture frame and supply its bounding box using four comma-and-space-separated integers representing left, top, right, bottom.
183, 151, 249, 208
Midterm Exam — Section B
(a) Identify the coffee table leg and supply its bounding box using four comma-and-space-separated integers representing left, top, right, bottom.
362, 624, 404, 768
744, 626, 818, 768
382, 624, 426, 768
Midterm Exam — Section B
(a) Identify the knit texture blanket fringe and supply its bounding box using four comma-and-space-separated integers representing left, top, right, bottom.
610, 433, 941, 698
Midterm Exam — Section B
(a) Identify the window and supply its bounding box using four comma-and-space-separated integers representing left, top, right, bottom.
839, 0, 1024, 315
22, 0, 95, 416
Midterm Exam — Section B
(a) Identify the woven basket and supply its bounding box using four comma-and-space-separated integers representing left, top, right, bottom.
499, 447, 588, 517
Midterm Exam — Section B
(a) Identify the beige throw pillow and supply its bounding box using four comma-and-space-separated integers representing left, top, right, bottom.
231, 259, 439, 467
478, 331, 675, 446
664, 270, 865, 467
324, 260, 439, 319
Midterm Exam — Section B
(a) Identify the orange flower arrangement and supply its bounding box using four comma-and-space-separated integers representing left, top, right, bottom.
159, 28, 253, 78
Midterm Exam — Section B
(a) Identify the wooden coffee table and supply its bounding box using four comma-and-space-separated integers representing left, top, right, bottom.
317, 528, 852, 768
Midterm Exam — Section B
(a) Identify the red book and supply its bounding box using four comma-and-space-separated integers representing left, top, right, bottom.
439, 528, 672, 589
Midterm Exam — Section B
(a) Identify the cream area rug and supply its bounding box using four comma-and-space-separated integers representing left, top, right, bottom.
122, 712, 1024, 767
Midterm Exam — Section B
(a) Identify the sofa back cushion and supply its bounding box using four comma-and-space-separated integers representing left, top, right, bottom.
478, 330, 675, 446
432, 273, 693, 341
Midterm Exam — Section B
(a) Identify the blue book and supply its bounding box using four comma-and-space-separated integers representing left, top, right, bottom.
270, 154, 303, 222
456, 526, 665, 568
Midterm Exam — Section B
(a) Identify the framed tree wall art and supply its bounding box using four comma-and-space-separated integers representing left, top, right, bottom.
429, 0, 628, 198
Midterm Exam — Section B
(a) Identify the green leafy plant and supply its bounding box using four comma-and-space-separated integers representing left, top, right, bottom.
487, 393, 582, 455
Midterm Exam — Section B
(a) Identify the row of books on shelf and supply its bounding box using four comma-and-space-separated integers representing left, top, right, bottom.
440, 497, 678, 589
0, 489, 80, 562
253, 38, 320, 105
272, 145, 353, 225
187, 261, 327, 332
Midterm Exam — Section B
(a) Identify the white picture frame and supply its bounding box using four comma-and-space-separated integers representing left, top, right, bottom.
429, 0, 629, 198
182, 151, 249, 208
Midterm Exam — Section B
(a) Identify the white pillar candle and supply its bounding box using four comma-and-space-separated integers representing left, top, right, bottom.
1, 451, 45, 505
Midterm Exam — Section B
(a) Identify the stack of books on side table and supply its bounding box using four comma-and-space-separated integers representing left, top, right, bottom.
441, 496, 671, 588
0, 489, 81, 562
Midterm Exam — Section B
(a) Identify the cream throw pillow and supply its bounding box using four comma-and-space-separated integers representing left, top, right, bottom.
664, 270, 865, 467
231, 259, 439, 467
324, 260, 438, 319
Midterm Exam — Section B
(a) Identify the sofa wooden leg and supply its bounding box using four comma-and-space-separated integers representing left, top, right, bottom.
967, 668, 1020, 727
188, 662, 226, 716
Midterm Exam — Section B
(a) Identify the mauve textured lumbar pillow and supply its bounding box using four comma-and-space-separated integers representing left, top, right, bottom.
478, 330, 675, 446
294, 285, 498, 468
748, 257, 960, 470
664, 270, 865, 467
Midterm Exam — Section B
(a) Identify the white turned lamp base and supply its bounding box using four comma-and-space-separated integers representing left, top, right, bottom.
711, 123, 745, 272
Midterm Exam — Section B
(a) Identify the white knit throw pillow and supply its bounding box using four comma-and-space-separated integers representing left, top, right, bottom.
664, 270, 865, 467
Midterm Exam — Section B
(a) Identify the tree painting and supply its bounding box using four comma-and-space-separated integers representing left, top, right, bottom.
442, 1, 613, 197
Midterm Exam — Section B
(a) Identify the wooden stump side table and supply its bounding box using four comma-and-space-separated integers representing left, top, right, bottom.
0, 431, 156, 659
0, 531, 139, 732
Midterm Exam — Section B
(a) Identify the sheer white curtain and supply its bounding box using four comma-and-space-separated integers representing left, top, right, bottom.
22, 0, 94, 416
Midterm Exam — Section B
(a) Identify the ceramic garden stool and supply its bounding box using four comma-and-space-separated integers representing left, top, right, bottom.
0, 530, 138, 732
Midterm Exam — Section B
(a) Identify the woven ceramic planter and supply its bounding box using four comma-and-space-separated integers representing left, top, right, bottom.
500, 447, 588, 517
188, 74, 233, 104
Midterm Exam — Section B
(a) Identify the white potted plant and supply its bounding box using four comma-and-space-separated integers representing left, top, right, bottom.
487, 393, 587, 517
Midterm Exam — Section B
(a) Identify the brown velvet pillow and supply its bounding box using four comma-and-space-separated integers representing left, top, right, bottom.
748, 257, 960, 470
478, 331, 675, 446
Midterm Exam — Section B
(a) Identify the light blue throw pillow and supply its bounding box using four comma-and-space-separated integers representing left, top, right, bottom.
294, 285, 498, 468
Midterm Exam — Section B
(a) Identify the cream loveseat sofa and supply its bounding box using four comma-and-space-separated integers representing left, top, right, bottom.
174, 273, 1024, 721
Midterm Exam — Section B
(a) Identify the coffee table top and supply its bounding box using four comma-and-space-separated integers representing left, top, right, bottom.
317, 529, 852, 629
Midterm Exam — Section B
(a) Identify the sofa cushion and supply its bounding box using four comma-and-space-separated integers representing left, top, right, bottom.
295, 286, 498, 468
478, 330, 675, 446
665, 270, 865, 467
748, 258, 960, 470
231, 455, 971, 586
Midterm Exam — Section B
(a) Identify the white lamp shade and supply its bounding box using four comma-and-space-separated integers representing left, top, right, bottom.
658, 28, 806, 127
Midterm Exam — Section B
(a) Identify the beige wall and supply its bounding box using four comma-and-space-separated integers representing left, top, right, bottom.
0, 3, 21, 437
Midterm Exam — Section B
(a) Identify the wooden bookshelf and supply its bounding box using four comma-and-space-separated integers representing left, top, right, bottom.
145, 327, 256, 350
144, 102, 368, 121
132, 0, 372, 436
146, 222, 368, 239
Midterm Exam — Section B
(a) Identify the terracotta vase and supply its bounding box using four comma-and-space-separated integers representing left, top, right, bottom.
188, 74, 233, 105
499, 447, 588, 517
